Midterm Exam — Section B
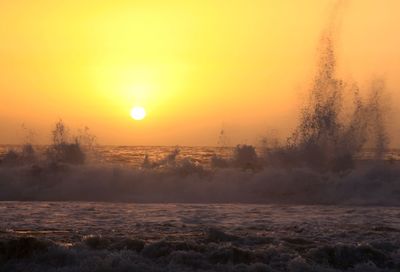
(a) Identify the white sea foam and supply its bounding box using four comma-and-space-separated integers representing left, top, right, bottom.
0, 202, 399, 271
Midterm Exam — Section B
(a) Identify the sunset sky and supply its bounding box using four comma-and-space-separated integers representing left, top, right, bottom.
1, 0, 399, 146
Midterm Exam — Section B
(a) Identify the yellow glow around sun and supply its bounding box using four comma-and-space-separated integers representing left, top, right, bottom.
130, 107, 146, 120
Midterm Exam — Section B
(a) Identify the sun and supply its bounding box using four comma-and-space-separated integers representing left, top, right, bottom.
130, 106, 146, 120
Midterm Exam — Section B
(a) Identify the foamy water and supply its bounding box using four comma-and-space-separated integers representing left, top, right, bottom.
0, 202, 399, 271
1, 145, 399, 271
1, 145, 400, 205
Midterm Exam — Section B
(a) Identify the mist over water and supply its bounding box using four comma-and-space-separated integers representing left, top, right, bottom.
0, 7, 399, 206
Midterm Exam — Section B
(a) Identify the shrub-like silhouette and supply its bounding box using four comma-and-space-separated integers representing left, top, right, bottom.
46, 120, 85, 165
262, 29, 388, 174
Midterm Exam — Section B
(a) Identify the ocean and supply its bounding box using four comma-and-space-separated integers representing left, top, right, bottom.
0, 202, 399, 271
0, 145, 400, 271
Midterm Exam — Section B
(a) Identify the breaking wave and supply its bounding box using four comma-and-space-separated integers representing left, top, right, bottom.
0, 155, 400, 205
0, 4, 399, 206
1, 229, 399, 272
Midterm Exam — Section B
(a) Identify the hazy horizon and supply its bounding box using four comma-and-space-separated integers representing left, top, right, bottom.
1, 0, 400, 147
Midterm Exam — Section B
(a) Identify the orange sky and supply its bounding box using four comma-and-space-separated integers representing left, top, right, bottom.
1, 0, 399, 146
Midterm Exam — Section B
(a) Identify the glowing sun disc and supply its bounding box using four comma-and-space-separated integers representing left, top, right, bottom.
130, 107, 146, 120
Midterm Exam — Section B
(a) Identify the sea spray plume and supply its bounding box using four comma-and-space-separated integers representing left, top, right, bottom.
259, 130, 282, 166
210, 153, 229, 168
232, 145, 260, 170
336, 81, 389, 162
335, 85, 367, 161
0, 125, 37, 166
0, 145, 36, 166
211, 127, 262, 170
163, 147, 180, 166
217, 127, 229, 147
76, 126, 97, 151
46, 119, 85, 165
365, 79, 390, 160
259, 31, 350, 172
211, 127, 230, 168
20, 123, 36, 146
0, 121, 95, 167
0, 150, 20, 166
142, 154, 152, 168
254, 3, 352, 172
261, 13, 390, 173
260, 130, 280, 150
279, 1, 355, 172
52, 119, 68, 146
141, 147, 206, 176
19, 124, 37, 163
287, 29, 349, 172
211, 144, 261, 170
76, 126, 98, 162
142, 147, 181, 169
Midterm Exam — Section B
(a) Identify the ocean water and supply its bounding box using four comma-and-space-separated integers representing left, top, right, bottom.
1, 145, 400, 205
0, 146, 400, 271
1, 145, 399, 167
2, 7, 398, 270
0, 202, 399, 271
